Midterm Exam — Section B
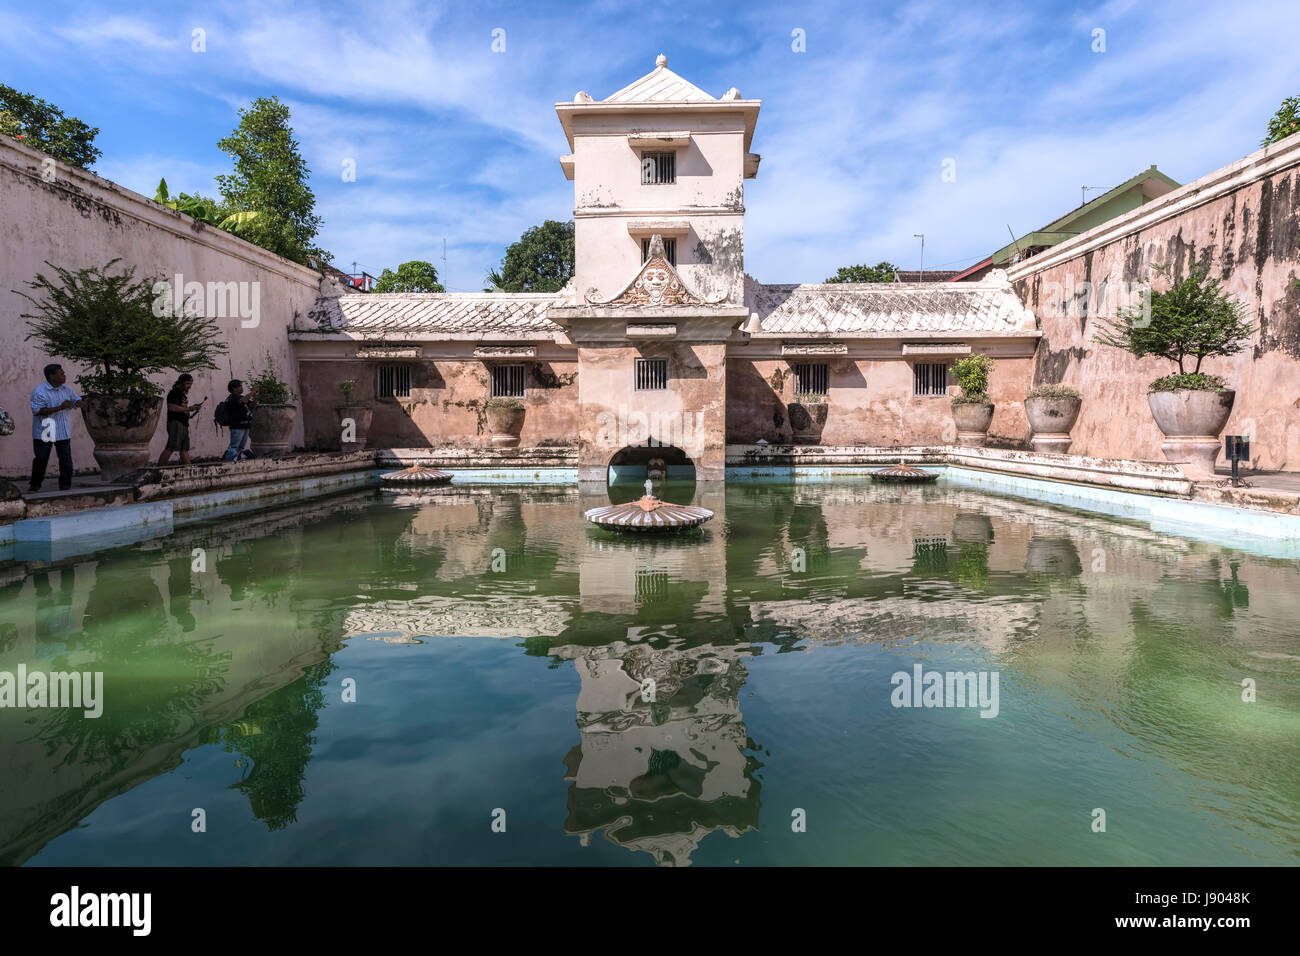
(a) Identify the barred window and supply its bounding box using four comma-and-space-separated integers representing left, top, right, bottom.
634, 358, 669, 391
641, 151, 675, 185
377, 365, 412, 398
491, 364, 526, 398
913, 363, 949, 396
793, 363, 829, 396
641, 237, 677, 265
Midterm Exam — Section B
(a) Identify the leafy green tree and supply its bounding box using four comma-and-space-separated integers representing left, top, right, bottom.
1262, 95, 1300, 146
216, 97, 324, 266
1094, 266, 1255, 390
17, 259, 227, 398
824, 262, 898, 283
486, 220, 574, 292
0, 84, 101, 167
373, 260, 444, 293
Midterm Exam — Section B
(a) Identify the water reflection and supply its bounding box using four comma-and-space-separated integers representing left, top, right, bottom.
1, 479, 1297, 865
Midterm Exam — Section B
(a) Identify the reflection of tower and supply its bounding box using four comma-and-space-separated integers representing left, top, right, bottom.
554, 639, 761, 866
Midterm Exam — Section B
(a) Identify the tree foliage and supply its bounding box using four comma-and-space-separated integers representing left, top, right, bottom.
486, 220, 574, 292
824, 262, 898, 283
0, 84, 101, 168
373, 260, 444, 293
1262, 95, 1300, 147
1093, 267, 1255, 385
17, 259, 227, 398
216, 97, 325, 266
951, 352, 994, 403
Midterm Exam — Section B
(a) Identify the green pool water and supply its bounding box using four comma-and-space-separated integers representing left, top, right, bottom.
1, 479, 1297, 866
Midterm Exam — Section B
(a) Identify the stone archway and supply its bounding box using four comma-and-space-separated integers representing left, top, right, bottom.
606, 443, 697, 503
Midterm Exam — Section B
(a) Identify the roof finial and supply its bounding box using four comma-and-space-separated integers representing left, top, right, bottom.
655, 53, 667, 68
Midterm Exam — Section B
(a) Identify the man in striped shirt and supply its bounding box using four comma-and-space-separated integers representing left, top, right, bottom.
29, 363, 82, 492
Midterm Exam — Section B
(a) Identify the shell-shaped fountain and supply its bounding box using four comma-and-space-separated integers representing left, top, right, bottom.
584, 480, 714, 532
379, 463, 454, 486
869, 459, 939, 482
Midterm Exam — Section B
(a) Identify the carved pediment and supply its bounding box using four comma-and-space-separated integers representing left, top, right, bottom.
586, 235, 726, 307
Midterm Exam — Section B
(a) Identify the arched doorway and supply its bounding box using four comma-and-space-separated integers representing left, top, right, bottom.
606, 444, 697, 504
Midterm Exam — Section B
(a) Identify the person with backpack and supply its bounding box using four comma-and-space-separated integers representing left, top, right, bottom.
158, 373, 203, 466
218, 379, 256, 461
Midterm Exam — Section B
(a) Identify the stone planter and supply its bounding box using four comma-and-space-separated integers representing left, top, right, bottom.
335, 406, 373, 453
951, 401, 994, 446
486, 403, 525, 447
1147, 388, 1235, 478
250, 403, 297, 456
788, 401, 829, 445
81, 394, 163, 483
1025, 395, 1082, 455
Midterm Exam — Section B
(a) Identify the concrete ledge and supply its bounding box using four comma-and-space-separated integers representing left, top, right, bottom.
130, 451, 377, 499
376, 446, 578, 469
726, 444, 1192, 495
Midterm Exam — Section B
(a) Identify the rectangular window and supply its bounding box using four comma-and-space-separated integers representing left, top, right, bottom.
793, 363, 829, 397
377, 365, 412, 398
641, 151, 675, 185
634, 358, 669, 391
641, 237, 677, 265
491, 364, 526, 398
913, 363, 949, 396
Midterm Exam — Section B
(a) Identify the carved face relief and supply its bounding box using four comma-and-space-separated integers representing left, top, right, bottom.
642, 267, 671, 304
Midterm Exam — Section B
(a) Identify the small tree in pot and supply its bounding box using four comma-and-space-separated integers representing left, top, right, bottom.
1024, 384, 1082, 454
949, 353, 994, 446
336, 379, 372, 453
248, 352, 297, 456
18, 259, 226, 481
1094, 267, 1254, 476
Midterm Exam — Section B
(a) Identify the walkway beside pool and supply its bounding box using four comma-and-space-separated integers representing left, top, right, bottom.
1, 443, 1298, 561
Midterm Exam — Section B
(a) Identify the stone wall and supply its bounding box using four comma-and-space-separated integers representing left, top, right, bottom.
726, 353, 1035, 447
0, 136, 320, 478
295, 354, 580, 449
1008, 135, 1300, 470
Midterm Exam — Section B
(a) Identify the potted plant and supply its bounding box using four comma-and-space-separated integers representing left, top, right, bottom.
485, 397, 525, 447
248, 352, 297, 456
1024, 384, 1082, 454
950, 353, 994, 446
1095, 267, 1255, 477
788, 392, 829, 445
335, 379, 371, 453
18, 259, 226, 482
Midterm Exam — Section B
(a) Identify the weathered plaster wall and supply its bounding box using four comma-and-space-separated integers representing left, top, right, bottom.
571, 111, 747, 304
1009, 137, 1300, 470
296, 355, 579, 449
0, 137, 318, 478
725, 353, 1034, 446
577, 341, 727, 481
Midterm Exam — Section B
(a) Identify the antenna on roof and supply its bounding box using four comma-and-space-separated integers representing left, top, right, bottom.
913, 234, 925, 280
1081, 185, 1112, 206
1006, 225, 1023, 263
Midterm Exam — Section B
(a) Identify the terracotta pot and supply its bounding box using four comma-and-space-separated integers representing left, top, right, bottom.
1025, 395, 1081, 455
486, 403, 525, 447
81, 394, 163, 483
788, 401, 829, 445
1147, 388, 1235, 478
335, 406, 373, 453
251, 403, 297, 456
951, 401, 994, 446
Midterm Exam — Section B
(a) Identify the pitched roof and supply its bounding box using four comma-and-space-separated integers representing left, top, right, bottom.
747, 276, 1037, 336
603, 55, 716, 103
306, 292, 562, 337
893, 270, 962, 283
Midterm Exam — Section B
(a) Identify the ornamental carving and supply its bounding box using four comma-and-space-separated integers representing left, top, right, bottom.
586, 234, 726, 307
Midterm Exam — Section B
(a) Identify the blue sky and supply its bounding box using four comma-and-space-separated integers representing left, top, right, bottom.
2, 0, 1297, 291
